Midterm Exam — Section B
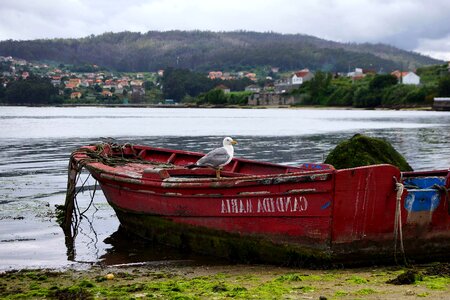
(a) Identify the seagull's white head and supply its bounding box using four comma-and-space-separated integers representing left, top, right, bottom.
223, 137, 238, 146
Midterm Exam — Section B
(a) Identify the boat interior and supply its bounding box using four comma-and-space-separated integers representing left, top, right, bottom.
105, 144, 335, 178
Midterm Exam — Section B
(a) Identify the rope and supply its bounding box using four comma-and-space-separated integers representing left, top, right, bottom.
391, 179, 449, 264
80, 180, 98, 216
62, 141, 174, 261
64, 142, 155, 232
72, 142, 175, 168
63, 157, 100, 261
393, 178, 408, 265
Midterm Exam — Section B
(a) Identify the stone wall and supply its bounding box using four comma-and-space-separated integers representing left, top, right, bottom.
248, 92, 296, 106
433, 98, 450, 111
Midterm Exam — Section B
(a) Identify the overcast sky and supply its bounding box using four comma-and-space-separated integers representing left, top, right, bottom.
1, 0, 449, 60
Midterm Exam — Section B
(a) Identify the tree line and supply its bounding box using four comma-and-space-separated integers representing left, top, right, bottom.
0, 75, 61, 105
0, 30, 441, 73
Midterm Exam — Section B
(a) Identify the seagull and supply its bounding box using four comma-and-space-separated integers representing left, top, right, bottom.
188, 137, 238, 178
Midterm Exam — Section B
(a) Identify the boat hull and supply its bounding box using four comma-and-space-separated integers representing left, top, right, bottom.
70, 144, 450, 265
109, 204, 450, 266
112, 206, 332, 266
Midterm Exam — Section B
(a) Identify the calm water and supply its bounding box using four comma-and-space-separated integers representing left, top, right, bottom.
1, 106, 449, 271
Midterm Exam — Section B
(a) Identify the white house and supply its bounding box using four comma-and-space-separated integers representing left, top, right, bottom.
391, 70, 421, 85
291, 69, 314, 85
347, 68, 364, 77
402, 72, 420, 85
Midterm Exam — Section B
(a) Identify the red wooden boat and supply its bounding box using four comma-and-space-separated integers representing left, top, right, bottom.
65, 143, 450, 266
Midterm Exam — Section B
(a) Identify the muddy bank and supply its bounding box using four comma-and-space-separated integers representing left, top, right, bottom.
1, 263, 449, 299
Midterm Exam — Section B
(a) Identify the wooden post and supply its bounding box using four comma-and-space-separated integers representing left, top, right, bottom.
63, 156, 78, 235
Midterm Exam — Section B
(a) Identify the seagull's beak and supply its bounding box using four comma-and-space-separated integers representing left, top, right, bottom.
231, 140, 238, 145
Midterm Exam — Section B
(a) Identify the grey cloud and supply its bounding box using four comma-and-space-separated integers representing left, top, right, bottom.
0, 0, 449, 60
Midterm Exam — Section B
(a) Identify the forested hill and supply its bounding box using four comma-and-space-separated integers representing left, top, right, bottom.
0, 30, 442, 72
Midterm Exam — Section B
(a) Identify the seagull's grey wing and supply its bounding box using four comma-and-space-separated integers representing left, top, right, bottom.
196, 147, 230, 168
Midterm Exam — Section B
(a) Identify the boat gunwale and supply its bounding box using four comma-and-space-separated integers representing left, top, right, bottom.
86, 164, 335, 188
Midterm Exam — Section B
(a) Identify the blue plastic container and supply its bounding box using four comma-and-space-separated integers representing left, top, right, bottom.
403, 177, 445, 212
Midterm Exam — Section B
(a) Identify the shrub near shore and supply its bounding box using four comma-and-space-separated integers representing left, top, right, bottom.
293, 67, 450, 109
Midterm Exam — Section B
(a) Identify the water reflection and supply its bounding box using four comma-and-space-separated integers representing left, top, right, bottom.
100, 227, 227, 267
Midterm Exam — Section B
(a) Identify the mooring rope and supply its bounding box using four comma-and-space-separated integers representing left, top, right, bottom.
63, 142, 161, 233
62, 145, 107, 240
393, 177, 408, 265
62, 141, 181, 261
66, 166, 96, 241
80, 180, 98, 216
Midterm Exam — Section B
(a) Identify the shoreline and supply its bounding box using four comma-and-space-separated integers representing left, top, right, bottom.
0, 103, 435, 111
1, 263, 449, 299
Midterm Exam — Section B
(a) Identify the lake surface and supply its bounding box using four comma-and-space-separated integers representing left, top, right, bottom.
1, 106, 449, 271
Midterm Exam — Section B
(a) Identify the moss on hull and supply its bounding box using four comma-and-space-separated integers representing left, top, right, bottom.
113, 207, 450, 266
325, 134, 413, 171
113, 207, 332, 267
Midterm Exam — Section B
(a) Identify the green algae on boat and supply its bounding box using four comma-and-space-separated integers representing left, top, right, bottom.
113, 208, 333, 267
325, 134, 413, 171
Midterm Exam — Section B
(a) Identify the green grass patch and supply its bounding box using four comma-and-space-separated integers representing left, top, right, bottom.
335, 290, 349, 297
354, 288, 377, 295
422, 276, 450, 290
346, 275, 368, 284
78, 279, 95, 288
226, 286, 248, 297
417, 292, 429, 297
235, 274, 260, 282
321, 272, 340, 281
253, 281, 291, 298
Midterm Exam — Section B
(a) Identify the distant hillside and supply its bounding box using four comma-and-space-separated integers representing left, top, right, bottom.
0, 30, 442, 73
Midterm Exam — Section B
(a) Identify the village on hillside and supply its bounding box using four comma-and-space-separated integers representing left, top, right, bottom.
1, 55, 449, 108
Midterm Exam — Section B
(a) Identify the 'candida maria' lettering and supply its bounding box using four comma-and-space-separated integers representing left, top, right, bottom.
220, 196, 308, 214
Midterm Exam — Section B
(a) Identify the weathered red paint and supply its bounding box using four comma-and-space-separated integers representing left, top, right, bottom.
72, 144, 450, 264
